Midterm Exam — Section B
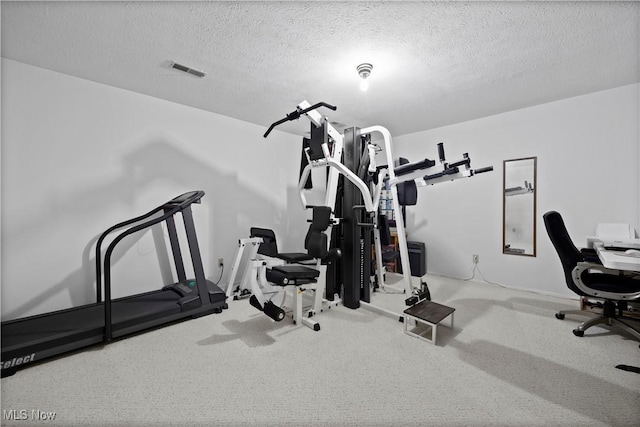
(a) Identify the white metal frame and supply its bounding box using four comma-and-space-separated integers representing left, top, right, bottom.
224, 237, 263, 299
361, 126, 413, 296
248, 259, 327, 331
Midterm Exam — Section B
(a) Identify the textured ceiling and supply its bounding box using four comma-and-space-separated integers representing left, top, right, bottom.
2, 1, 639, 137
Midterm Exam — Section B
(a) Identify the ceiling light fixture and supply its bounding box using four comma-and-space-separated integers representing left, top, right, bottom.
357, 63, 373, 91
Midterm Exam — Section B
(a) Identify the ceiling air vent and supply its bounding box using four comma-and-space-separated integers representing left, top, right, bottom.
170, 61, 206, 78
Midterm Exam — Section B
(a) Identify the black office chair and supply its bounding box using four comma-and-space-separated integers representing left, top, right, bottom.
543, 211, 640, 340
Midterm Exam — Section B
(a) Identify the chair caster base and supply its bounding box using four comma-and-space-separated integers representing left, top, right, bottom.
573, 329, 584, 337
555, 313, 565, 320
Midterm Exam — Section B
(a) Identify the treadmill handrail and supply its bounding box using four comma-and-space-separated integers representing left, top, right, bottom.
95, 191, 205, 342
95, 207, 165, 302
95, 191, 204, 302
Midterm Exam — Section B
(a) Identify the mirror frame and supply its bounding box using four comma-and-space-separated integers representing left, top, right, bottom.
502, 156, 537, 257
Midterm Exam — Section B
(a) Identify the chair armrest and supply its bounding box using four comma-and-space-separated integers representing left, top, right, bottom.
572, 262, 640, 301
576, 261, 623, 275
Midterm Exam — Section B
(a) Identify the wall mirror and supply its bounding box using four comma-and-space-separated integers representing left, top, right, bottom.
503, 157, 537, 256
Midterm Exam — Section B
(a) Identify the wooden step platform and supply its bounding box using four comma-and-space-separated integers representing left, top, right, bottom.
403, 300, 455, 345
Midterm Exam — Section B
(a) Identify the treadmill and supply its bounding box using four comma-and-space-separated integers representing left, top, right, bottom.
1, 191, 227, 377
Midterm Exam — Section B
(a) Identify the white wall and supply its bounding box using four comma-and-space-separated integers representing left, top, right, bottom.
1, 59, 308, 320
394, 83, 639, 298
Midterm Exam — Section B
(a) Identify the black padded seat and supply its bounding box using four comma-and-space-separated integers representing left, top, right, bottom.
581, 273, 640, 294
266, 265, 321, 287
250, 227, 314, 263
278, 253, 314, 263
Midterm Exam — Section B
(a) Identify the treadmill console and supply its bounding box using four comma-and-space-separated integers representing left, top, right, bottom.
162, 191, 204, 209
165, 280, 197, 297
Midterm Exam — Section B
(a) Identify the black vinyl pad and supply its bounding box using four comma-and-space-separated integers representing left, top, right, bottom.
271, 265, 320, 279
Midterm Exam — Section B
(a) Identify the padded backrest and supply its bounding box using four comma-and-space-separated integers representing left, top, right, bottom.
310, 206, 332, 231
307, 120, 328, 161
396, 158, 418, 206
304, 206, 332, 259
250, 227, 279, 257
378, 214, 392, 246
543, 211, 585, 295
307, 232, 328, 259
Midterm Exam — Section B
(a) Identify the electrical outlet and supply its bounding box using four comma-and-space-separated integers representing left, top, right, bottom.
218, 258, 224, 267
473, 254, 479, 264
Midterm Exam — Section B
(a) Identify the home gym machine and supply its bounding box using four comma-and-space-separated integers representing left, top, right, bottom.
264, 101, 492, 336
1, 191, 227, 377
265, 101, 426, 311
265, 105, 365, 264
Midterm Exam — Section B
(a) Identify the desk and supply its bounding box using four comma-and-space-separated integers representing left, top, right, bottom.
593, 242, 640, 271
586, 236, 640, 250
